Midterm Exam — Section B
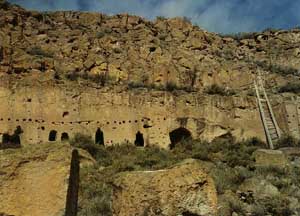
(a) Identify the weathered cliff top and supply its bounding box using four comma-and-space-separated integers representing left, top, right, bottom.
0, 0, 300, 93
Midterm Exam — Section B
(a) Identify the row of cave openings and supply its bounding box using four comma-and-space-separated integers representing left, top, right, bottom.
48, 127, 192, 148
1, 126, 192, 149
47, 128, 145, 146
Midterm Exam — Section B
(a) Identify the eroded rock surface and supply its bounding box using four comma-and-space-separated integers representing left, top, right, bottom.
0, 143, 73, 216
0, 1, 299, 147
112, 159, 217, 216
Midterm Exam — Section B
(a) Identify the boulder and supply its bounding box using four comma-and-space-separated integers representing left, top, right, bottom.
253, 149, 289, 168
112, 159, 217, 216
0, 143, 77, 216
239, 178, 280, 198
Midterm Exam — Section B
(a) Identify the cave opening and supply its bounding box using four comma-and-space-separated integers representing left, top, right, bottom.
49, 130, 57, 142
135, 131, 144, 147
95, 128, 104, 145
169, 127, 192, 149
1, 126, 22, 148
61, 132, 69, 141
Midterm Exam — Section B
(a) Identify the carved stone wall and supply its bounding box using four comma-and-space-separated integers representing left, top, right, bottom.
0, 81, 266, 148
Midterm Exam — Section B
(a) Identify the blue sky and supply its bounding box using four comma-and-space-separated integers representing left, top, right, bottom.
8, 0, 300, 33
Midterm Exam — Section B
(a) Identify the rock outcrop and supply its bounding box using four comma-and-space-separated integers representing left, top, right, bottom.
112, 159, 217, 216
0, 143, 75, 216
253, 149, 289, 168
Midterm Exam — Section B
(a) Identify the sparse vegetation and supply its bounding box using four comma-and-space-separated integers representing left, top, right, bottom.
27, 46, 53, 58
127, 81, 147, 89
205, 84, 236, 96
278, 82, 300, 94
76, 134, 300, 215
156, 16, 166, 21
221, 32, 257, 41
127, 80, 194, 92
252, 60, 298, 75
276, 134, 300, 148
76, 135, 299, 216
96, 31, 105, 39
65, 71, 111, 86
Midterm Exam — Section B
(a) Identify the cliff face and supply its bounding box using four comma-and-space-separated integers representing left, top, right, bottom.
1, 0, 300, 88
0, 1, 300, 147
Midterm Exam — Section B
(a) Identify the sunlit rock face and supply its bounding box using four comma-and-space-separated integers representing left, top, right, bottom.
1, 1, 300, 148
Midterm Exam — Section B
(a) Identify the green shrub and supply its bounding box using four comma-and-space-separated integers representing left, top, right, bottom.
205, 84, 235, 96
70, 133, 99, 157
276, 135, 299, 148
78, 167, 112, 216
96, 32, 105, 39
88, 73, 108, 86
156, 16, 166, 21
252, 60, 298, 75
228, 197, 246, 215
128, 81, 147, 89
255, 165, 288, 178
211, 165, 238, 194
65, 72, 110, 86
259, 196, 293, 216
278, 82, 300, 94
221, 32, 257, 41
243, 137, 266, 148
27, 46, 53, 58
65, 71, 80, 81
250, 204, 266, 216
165, 81, 178, 91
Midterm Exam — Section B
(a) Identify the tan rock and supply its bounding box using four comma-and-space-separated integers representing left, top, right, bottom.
253, 149, 289, 168
112, 159, 217, 216
0, 143, 75, 216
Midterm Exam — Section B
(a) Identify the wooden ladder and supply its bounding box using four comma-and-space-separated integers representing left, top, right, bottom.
254, 77, 281, 149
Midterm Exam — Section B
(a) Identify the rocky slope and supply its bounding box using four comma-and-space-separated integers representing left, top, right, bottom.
1, 0, 300, 91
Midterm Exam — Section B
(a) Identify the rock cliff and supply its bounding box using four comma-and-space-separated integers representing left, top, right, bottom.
0, 0, 300, 147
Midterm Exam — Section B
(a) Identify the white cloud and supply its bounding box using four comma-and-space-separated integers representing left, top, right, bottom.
8, 0, 300, 33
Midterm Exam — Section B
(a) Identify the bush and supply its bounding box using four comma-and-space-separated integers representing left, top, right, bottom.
70, 133, 99, 157
228, 197, 246, 215
65, 72, 111, 86
205, 84, 235, 96
221, 32, 257, 41
278, 82, 300, 94
259, 196, 293, 216
78, 167, 112, 216
27, 46, 53, 58
88, 73, 108, 86
165, 81, 179, 91
252, 60, 298, 75
276, 135, 299, 148
65, 71, 80, 81
255, 165, 288, 178
128, 81, 147, 89
156, 16, 166, 21
96, 32, 105, 39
